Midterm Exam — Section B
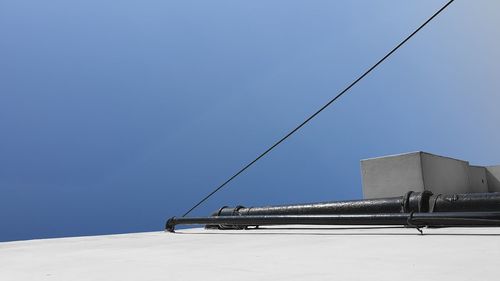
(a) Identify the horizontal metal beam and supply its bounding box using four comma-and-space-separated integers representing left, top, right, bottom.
214, 192, 500, 217
165, 212, 500, 232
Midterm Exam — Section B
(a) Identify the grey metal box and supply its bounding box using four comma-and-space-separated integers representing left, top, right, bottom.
361, 152, 481, 199
486, 166, 500, 192
468, 165, 489, 193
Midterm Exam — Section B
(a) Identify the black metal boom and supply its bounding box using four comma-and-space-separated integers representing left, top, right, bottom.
165, 212, 500, 232
213, 191, 500, 217
165, 191, 500, 232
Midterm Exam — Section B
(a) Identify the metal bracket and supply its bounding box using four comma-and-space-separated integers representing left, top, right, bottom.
165, 217, 176, 233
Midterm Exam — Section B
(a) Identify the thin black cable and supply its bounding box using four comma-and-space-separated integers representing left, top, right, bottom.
182, 0, 455, 217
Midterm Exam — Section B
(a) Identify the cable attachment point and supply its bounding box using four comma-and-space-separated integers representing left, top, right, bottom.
165, 217, 176, 233
406, 212, 424, 235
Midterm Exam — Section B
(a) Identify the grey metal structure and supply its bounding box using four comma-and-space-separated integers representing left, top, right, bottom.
487, 165, 500, 192
361, 151, 500, 198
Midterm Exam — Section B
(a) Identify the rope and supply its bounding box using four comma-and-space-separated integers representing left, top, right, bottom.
182, 0, 455, 217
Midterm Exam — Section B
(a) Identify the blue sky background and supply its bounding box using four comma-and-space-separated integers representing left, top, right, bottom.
1, 0, 499, 241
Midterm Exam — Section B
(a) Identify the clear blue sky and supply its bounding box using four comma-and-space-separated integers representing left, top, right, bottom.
1, 0, 499, 242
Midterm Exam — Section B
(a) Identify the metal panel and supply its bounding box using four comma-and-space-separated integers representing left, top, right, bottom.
361, 152, 493, 198
420, 152, 470, 194
468, 165, 489, 193
486, 166, 500, 192
361, 152, 424, 198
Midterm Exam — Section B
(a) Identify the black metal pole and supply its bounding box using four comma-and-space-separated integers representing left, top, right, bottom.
214, 191, 432, 217
213, 192, 500, 217
165, 212, 500, 232
216, 197, 407, 216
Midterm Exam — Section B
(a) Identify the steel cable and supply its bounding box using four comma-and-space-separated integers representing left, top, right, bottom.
182, 0, 455, 217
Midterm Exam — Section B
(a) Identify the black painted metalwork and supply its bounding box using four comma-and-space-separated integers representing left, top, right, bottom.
429, 192, 500, 212
165, 212, 500, 232
214, 192, 500, 217
166, 191, 500, 232
214, 191, 433, 217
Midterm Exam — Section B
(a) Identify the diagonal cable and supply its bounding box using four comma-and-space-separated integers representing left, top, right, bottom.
182, 0, 455, 217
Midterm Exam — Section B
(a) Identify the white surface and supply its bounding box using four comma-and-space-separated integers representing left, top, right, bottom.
1, 226, 500, 281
